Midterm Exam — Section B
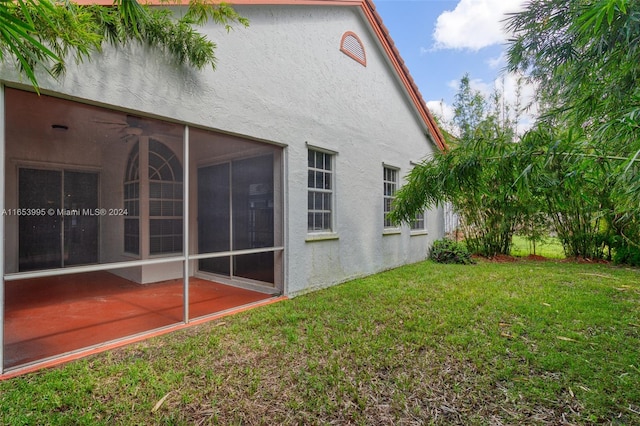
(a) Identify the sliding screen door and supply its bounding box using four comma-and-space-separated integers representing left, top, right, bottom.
198, 163, 231, 276
18, 168, 98, 271
63, 171, 99, 266
197, 154, 274, 284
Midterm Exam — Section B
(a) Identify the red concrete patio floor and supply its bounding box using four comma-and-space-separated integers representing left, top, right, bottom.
3, 271, 278, 371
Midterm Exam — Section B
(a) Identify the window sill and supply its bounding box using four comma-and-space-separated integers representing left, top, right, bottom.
383, 229, 401, 236
410, 230, 428, 236
306, 232, 339, 242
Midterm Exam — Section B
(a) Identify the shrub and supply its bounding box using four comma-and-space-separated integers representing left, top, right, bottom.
613, 243, 640, 266
429, 238, 475, 265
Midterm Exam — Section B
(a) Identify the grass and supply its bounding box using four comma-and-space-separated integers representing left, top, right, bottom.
511, 234, 566, 258
1, 260, 640, 425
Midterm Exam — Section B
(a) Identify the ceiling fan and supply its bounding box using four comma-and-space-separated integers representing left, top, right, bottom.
92, 114, 177, 142
92, 114, 148, 143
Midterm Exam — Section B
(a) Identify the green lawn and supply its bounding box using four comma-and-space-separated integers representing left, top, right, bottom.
1, 260, 639, 425
511, 234, 566, 258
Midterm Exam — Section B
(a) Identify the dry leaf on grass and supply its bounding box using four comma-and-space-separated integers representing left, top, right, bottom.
578, 273, 618, 280
152, 391, 173, 413
556, 336, 578, 342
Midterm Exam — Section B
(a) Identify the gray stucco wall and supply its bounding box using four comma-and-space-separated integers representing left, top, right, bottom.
1, 4, 444, 295
201, 5, 444, 295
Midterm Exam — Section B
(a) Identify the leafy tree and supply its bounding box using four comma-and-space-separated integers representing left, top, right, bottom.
506, 0, 639, 147
0, 0, 248, 90
506, 0, 640, 260
453, 74, 487, 141
390, 75, 525, 257
394, 1, 639, 262
516, 124, 613, 259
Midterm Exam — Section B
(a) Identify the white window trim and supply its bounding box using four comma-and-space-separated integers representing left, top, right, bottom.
407, 161, 428, 236
307, 145, 337, 236
305, 232, 339, 242
410, 209, 428, 236
383, 163, 400, 232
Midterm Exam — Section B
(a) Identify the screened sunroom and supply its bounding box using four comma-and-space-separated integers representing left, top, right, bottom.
1, 88, 284, 373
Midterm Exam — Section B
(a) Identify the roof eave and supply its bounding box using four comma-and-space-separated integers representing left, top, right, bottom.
71, 0, 448, 151
359, 0, 447, 152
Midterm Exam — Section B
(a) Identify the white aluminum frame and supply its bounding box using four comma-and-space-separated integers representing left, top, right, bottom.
0, 91, 286, 375
1, 84, 5, 374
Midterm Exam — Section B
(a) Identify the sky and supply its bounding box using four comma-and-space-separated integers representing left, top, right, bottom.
373, 0, 534, 131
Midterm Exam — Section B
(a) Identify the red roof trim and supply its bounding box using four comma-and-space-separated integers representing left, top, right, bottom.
70, 0, 447, 151
360, 0, 446, 151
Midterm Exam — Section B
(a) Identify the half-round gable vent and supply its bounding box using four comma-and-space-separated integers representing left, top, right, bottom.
340, 31, 366, 66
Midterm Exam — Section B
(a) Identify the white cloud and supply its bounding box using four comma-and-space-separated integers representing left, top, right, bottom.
430, 72, 539, 136
470, 78, 493, 97
486, 52, 507, 69
446, 79, 459, 91
427, 99, 455, 130
432, 0, 526, 51
446, 77, 493, 98
497, 72, 538, 133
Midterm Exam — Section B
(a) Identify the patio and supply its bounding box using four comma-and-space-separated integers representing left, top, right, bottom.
3, 271, 276, 370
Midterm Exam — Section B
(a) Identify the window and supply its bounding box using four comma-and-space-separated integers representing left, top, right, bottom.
124, 142, 140, 254
340, 31, 366, 66
123, 139, 183, 256
383, 166, 398, 229
411, 211, 426, 231
308, 149, 333, 232
148, 139, 183, 255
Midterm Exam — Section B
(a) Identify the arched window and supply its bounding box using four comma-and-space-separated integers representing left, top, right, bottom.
148, 139, 183, 255
340, 31, 366, 66
124, 142, 140, 254
123, 139, 183, 255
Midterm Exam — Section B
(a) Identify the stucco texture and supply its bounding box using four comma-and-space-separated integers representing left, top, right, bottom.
1, 3, 444, 296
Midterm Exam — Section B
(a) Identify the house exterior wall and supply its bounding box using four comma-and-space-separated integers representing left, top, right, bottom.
1, 4, 443, 295
196, 5, 444, 295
